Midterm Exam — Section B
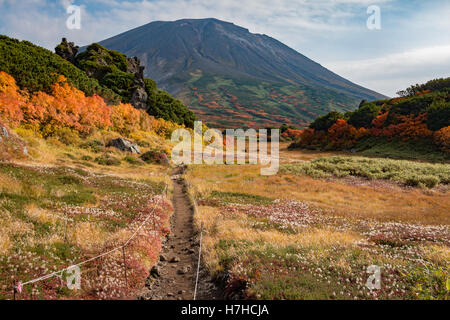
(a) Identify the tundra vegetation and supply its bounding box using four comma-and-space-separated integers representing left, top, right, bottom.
0, 71, 176, 299
186, 145, 449, 300
0, 35, 448, 300
290, 78, 450, 162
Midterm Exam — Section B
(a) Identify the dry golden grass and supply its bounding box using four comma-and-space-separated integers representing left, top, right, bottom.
0, 208, 34, 255
0, 231, 11, 255
195, 205, 363, 274
69, 222, 108, 252
187, 160, 449, 299
188, 164, 450, 225
0, 172, 22, 194
279, 142, 346, 161
421, 244, 450, 266
13, 127, 172, 180
25, 205, 59, 225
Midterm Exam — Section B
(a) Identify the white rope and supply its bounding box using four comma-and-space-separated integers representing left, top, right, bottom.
19, 184, 168, 288
193, 222, 203, 300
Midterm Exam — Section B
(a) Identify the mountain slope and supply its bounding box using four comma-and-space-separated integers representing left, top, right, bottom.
98, 18, 387, 128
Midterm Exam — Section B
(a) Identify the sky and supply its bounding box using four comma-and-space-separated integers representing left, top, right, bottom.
0, 0, 449, 97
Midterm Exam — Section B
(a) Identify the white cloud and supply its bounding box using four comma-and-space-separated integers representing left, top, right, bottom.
327, 45, 450, 97
0, 0, 449, 97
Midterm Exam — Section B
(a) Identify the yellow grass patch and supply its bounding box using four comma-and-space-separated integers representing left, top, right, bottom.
196, 205, 363, 273
421, 244, 450, 266
0, 172, 22, 194
70, 222, 107, 251
0, 232, 11, 255
188, 163, 450, 225
25, 205, 59, 224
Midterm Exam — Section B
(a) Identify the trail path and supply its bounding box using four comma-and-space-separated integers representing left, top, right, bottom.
140, 166, 222, 300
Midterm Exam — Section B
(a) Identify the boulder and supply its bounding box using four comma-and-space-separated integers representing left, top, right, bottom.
130, 86, 148, 110
1, 125, 9, 138
0, 121, 28, 159
150, 266, 161, 278
107, 138, 141, 154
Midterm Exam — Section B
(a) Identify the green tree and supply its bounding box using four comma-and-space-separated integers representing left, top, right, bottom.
309, 111, 344, 131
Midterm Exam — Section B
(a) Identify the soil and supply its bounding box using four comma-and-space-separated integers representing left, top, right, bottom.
138, 166, 223, 300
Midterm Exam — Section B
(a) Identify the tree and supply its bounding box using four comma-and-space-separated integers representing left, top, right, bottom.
426, 99, 450, 131
348, 103, 381, 128
309, 111, 344, 131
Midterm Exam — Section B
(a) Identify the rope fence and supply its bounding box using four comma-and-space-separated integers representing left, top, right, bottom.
12, 183, 169, 300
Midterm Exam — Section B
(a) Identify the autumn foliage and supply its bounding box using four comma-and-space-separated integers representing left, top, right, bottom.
281, 128, 304, 140
434, 126, 450, 153
292, 79, 450, 153
0, 71, 180, 139
328, 119, 369, 149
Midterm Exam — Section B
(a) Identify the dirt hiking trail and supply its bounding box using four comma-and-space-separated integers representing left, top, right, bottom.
139, 166, 223, 300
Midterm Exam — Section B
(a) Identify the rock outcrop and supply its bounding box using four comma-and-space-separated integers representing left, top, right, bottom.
0, 121, 28, 160
55, 38, 79, 65
107, 138, 141, 154
55, 39, 148, 111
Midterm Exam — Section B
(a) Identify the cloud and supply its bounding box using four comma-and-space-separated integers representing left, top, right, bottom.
327, 45, 450, 96
0, 0, 448, 97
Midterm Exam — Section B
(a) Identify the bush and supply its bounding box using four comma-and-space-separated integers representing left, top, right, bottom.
54, 127, 80, 145
281, 156, 449, 188
123, 155, 145, 165
0, 35, 119, 103
79, 139, 105, 153
140, 150, 169, 165
405, 175, 439, 188
309, 111, 344, 131
348, 103, 381, 128
145, 81, 197, 128
426, 99, 450, 131
95, 153, 121, 166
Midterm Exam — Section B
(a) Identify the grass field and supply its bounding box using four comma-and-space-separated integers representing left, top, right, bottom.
186, 149, 449, 300
282, 156, 450, 188
0, 133, 173, 300
355, 137, 450, 163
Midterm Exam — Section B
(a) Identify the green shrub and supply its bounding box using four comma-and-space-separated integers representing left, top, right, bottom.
281, 156, 450, 188
79, 140, 105, 153
123, 155, 144, 165
0, 35, 120, 103
405, 175, 440, 188
54, 127, 80, 145
140, 149, 169, 165
309, 111, 344, 131
348, 103, 381, 128
95, 153, 121, 166
426, 99, 450, 131
145, 80, 196, 128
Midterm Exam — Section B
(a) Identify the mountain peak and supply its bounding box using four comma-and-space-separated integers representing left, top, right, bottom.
97, 19, 386, 128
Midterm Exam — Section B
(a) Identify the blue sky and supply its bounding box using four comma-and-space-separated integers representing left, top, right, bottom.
0, 0, 449, 96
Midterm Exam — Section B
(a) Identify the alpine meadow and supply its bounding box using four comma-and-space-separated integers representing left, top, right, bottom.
0, 0, 448, 310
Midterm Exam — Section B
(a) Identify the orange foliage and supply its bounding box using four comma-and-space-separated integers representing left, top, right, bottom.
379, 113, 432, 141
295, 128, 327, 148
328, 119, 369, 149
0, 72, 27, 126
434, 126, 450, 153
110, 103, 142, 136
371, 111, 389, 136
30, 76, 112, 136
0, 71, 178, 139
281, 129, 304, 140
